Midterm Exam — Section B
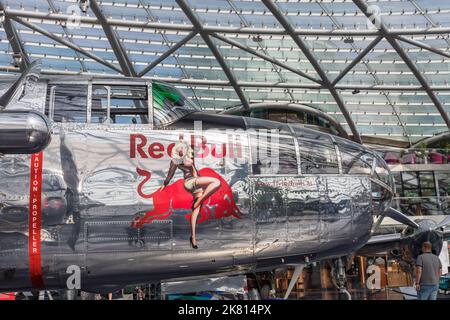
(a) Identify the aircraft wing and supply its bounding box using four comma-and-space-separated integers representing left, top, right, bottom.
356, 233, 404, 256
358, 226, 450, 257
366, 233, 403, 245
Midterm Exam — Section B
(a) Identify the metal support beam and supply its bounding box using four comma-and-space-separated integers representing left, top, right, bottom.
176, 0, 250, 109
90, 0, 136, 76
0, 2, 30, 71
317, 0, 410, 143
138, 31, 197, 77
262, 0, 362, 143
331, 35, 383, 86
352, 0, 450, 131
224, 0, 296, 102
6, 9, 450, 37
11, 16, 123, 74
396, 35, 450, 60
46, 0, 86, 73
211, 33, 322, 85
4, 65, 450, 92
137, 0, 201, 106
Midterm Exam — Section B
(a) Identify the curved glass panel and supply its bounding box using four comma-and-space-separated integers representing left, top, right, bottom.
2, 0, 450, 142
249, 130, 298, 175
290, 127, 338, 174
340, 145, 373, 175
152, 81, 200, 127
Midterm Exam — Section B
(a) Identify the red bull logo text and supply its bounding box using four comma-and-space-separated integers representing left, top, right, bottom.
130, 133, 243, 159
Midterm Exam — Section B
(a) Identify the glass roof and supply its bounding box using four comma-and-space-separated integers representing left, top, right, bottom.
0, 0, 450, 144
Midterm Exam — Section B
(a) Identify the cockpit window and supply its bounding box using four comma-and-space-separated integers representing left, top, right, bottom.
153, 82, 200, 127
291, 127, 339, 174
339, 145, 373, 175
373, 155, 391, 186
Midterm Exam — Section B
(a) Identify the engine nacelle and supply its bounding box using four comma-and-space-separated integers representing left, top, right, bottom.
0, 110, 51, 154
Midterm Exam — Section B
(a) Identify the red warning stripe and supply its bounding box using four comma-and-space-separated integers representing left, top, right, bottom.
29, 152, 44, 288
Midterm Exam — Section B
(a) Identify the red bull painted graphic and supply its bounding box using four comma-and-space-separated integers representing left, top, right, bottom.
132, 167, 241, 228
130, 133, 243, 160
131, 134, 242, 249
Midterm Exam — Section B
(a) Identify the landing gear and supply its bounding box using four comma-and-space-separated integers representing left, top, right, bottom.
284, 264, 305, 299
246, 272, 275, 300
330, 257, 352, 300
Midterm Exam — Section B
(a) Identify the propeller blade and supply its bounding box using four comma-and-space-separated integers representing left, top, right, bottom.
0, 60, 41, 109
435, 216, 450, 230
385, 207, 419, 229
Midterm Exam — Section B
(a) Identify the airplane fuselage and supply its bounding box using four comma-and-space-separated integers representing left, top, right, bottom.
0, 76, 394, 293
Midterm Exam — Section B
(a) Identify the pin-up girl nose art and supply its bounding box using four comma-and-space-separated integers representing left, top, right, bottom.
132, 134, 241, 249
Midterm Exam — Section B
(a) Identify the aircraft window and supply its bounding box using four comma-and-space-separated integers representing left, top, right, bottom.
286, 111, 296, 123
249, 108, 268, 120
373, 156, 391, 186
110, 86, 148, 124
245, 116, 292, 135
329, 125, 338, 136
153, 82, 200, 127
436, 172, 450, 197
291, 128, 339, 174
45, 84, 87, 123
91, 86, 110, 123
268, 109, 287, 123
250, 130, 298, 175
339, 145, 373, 175
372, 180, 391, 214
297, 139, 339, 174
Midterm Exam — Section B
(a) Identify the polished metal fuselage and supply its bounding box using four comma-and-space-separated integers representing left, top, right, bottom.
0, 122, 375, 292
0, 75, 390, 293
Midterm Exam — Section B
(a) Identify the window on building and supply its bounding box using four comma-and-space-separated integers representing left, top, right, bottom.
419, 172, 436, 197
392, 172, 402, 197
45, 84, 87, 123
436, 172, 450, 197
400, 171, 436, 197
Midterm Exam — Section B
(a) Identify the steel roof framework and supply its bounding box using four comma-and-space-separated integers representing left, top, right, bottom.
0, 1, 29, 71
0, 0, 449, 145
